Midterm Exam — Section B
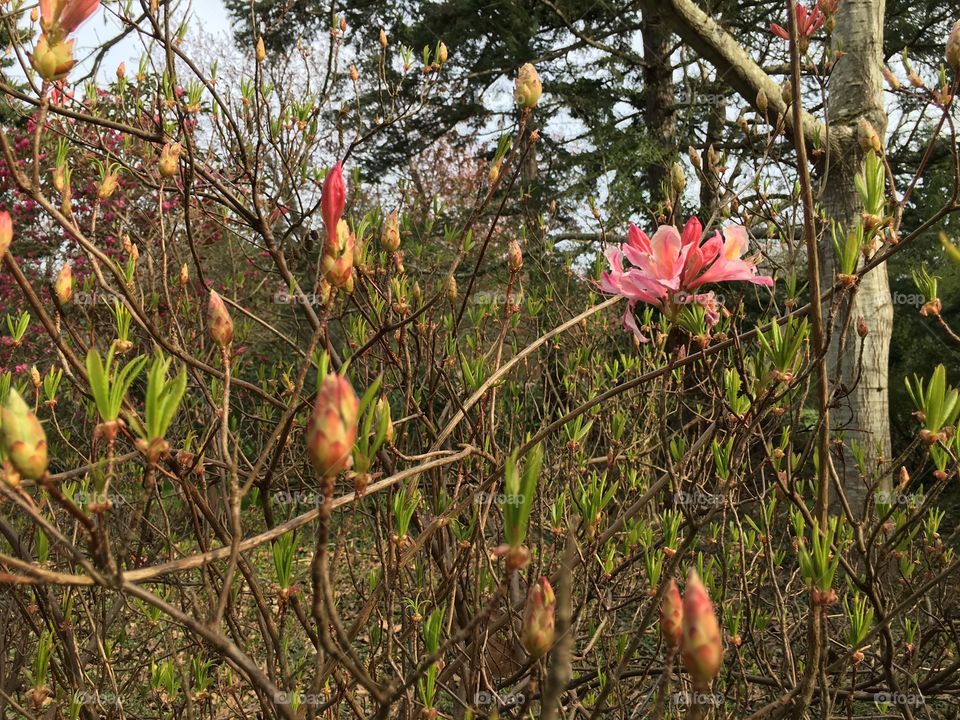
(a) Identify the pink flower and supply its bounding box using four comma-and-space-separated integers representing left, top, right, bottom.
685, 226, 775, 290
600, 216, 773, 342
0, 211, 12, 256
770, 3, 824, 45
40, 0, 99, 37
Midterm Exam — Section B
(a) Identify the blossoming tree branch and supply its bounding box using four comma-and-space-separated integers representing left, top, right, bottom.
0, 0, 957, 719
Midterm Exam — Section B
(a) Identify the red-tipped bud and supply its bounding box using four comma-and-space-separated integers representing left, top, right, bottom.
321, 162, 346, 235
381, 211, 401, 252
54, 262, 72, 305
508, 240, 523, 272
681, 569, 723, 689
31, 35, 77, 81
514, 63, 542, 109
1, 389, 48, 480
322, 220, 356, 292
857, 118, 882, 153
98, 172, 119, 199
0, 211, 11, 256
522, 577, 556, 658
492, 543, 531, 570
660, 579, 683, 647
307, 373, 360, 478
322, 252, 355, 293
374, 395, 394, 444
159, 142, 182, 178
445, 275, 458, 302
948, 21, 960, 71
882, 65, 901, 90
207, 289, 234, 347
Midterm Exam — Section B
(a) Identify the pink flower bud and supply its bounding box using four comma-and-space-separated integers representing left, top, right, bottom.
31, 35, 77, 81
492, 543, 531, 571
321, 162, 346, 235
948, 21, 960, 71
857, 118, 882, 153
54, 262, 72, 305
307, 373, 360, 478
207, 289, 234, 347
159, 142, 181, 178
322, 252, 355, 293
381, 211, 401, 252
681, 569, 723, 689
508, 240, 523, 272
660, 579, 683, 648
0, 211, 11, 256
322, 220, 356, 292
1, 389, 48, 481
522, 577, 556, 658
882, 66, 901, 90
98, 172, 119, 199
514, 63, 542, 109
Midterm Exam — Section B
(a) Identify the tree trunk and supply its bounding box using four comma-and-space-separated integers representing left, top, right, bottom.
699, 83, 726, 220
820, 0, 892, 511
642, 7, 676, 203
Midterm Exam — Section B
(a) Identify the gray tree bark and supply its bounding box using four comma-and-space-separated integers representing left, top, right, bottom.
820, 0, 892, 510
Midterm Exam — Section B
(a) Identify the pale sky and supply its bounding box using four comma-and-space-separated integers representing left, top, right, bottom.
71, 0, 234, 79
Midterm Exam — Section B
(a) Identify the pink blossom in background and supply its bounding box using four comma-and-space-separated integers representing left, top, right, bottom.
42, 0, 100, 36
600, 216, 774, 342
